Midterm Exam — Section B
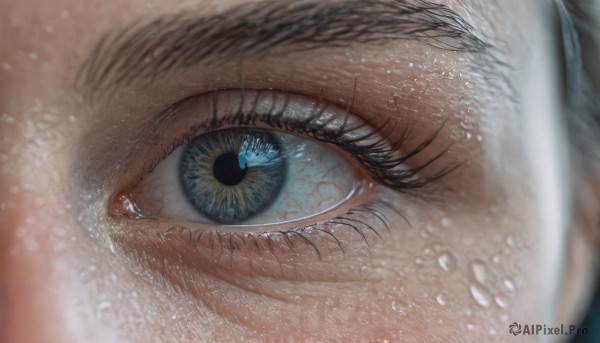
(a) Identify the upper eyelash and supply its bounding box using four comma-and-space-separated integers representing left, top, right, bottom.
186, 89, 460, 198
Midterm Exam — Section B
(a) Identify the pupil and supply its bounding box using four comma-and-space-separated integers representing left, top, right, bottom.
213, 153, 247, 186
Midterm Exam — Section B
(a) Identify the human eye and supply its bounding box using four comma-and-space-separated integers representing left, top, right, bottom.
110, 89, 454, 261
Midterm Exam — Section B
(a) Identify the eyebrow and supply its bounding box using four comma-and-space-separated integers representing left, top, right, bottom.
76, 0, 493, 98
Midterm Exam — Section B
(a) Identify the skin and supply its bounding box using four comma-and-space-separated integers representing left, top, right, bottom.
1, 0, 599, 342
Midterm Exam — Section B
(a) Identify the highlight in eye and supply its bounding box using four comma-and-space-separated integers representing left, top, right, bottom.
181, 128, 286, 224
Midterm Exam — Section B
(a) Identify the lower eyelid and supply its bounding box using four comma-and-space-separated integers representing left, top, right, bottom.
110, 182, 409, 276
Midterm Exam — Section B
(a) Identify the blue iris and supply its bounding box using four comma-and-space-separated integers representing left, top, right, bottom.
180, 129, 286, 224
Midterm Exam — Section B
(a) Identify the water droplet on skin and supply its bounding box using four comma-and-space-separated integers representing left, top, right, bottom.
1, 62, 13, 72
470, 283, 491, 307
489, 328, 497, 336
322, 74, 329, 80
408, 62, 414, 68
29, 52, 38, 61
414, 257, 425, 266
466, 132, 472, 140
436, 294, 446, 306
437, 251, 457, 272
98, 301, 111, 310
503, 278, 516, 292
470, 260, 488, 284
492, 255, 500, 264
441, 217, 452, 227
495, 296, 507, 308
506, 234, 520, 250
467, 323, 475, 330
391, 300, 410, 314
1, 113, 15, 123
386, 69, 392, 74
500, 314, 509, 322
476, 134, 483, 141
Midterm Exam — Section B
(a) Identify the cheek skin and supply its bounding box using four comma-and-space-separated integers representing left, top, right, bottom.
0, 189, 70, 343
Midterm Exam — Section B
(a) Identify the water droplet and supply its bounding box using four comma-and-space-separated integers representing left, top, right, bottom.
489, 327, 497, 336
408, 62, 414, 68
437, 251, 457, 272
476, 134, 483, 142
466, 132, 472, 140
414, 257, 425, 266
506, 234, 517, 248
0, 113, 15, 123
1, 62, 13, 72
386, 69, 392, 74
391, 300, 409, 314
441, 217, 452, 227
322, 74, 329, 80
503, 278, 516, 292
467, 323, 476, 330
29, 52, 38, 61
500, 314, 509, 322
98, 301, 111, 310
494, 296, 507, 308
492, 255, 500, 264
470, 260, 488, 284
470, 284, 491, 307
436, 294, 446, 306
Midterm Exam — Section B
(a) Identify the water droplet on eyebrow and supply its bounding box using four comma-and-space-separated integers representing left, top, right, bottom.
469, 283, 491, 307
437, 251, 457, 272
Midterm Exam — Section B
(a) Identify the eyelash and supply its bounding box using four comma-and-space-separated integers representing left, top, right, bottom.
120, 89, 456, 259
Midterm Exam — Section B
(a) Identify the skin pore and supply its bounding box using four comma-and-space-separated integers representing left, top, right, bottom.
0, 0, 599, 342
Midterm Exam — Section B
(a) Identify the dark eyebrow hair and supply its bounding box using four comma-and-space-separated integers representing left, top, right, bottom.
76, 0, 492, 98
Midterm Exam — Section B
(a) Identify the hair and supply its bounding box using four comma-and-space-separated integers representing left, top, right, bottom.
560, 0, 600, 166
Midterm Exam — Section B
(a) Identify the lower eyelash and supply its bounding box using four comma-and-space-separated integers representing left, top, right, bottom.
163, 197, 407, 262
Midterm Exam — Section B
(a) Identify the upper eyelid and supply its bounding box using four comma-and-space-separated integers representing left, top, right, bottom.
124, 89, 454, 202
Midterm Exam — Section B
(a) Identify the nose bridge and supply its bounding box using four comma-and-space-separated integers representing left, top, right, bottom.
0, 188, 70, 343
